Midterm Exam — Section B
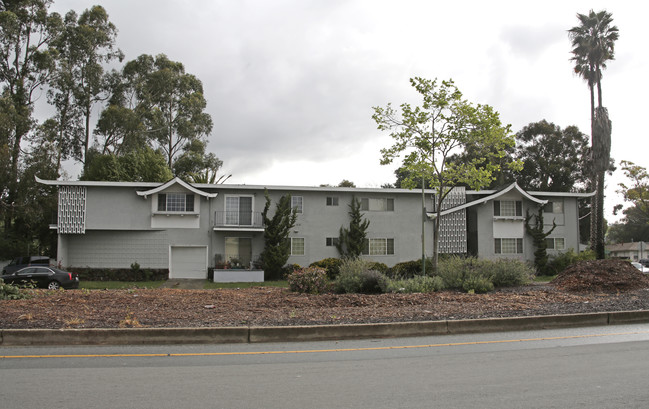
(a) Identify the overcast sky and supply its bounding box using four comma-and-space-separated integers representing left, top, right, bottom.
50, 0, 648, 221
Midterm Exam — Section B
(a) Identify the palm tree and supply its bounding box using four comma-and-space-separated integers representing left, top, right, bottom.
568, 10, 619, 259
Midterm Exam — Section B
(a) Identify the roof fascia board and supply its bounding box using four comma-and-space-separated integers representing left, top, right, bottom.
429, 182, 547, 219
136, 177, 217, 198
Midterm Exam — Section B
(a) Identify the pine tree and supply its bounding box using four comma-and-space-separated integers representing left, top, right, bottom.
336, 197, 370, 259
261, 191, 297, 279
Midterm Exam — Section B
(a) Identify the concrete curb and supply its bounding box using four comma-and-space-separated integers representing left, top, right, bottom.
2, 310, 649, 346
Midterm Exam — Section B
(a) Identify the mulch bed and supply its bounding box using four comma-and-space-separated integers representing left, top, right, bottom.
2, 259, 649, 330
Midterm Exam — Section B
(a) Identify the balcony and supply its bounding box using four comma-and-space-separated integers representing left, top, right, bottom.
213, 211, 264, 231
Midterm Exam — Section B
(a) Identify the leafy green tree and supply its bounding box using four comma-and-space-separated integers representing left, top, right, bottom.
616, 161, 649, 220
607, 206, 649, 244
525, 208, 557, 275
48, 5, 122, 166
0, 0, 62, 228
81, 147, 172, 182
515, 121, 590, 191
261, 191, 298, 280
93, 104, 147, 155
338, 179, 356, 188
336, 196, 369, 259
569, 9, 619, 259
172, 139, 224, 181
117, 54, 213, 168
374, 77, 518, 271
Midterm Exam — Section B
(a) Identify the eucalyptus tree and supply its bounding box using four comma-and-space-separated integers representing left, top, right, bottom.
568, 9, 619, 258
374, 77, 518, 271
48, 5, 123, 166
0, 0, 61, 227
116, 54, 213, 169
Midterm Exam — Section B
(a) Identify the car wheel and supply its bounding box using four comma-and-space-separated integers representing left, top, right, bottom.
47, 281, 61, 290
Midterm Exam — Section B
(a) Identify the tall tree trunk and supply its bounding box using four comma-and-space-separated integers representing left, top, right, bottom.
592, 107, 612, 259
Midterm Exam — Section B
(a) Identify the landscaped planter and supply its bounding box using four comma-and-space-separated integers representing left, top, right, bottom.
213, 269, 264, 283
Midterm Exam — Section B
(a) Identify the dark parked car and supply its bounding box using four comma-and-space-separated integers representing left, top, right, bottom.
2, 256, 50, 275
0, 266, 79, 290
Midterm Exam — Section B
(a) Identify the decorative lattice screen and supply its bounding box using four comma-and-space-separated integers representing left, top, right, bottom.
439, 187, 467, 254
58, 186, 86, 234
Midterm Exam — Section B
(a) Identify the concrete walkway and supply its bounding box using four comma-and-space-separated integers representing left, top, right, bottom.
159, 279, 207, 289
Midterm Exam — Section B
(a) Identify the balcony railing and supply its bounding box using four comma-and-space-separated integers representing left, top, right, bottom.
214, 211, 264, 229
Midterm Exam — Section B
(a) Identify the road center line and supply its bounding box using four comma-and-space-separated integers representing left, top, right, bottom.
2, 330, 649, 359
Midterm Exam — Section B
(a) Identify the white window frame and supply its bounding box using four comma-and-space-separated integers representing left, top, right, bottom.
360, 198, 394, 212
326, 196, 339, 206
362, 238, 395, 256
224, 195, 254, 226
326, 237, 339, 247
545, 237, 565, 251
291, 196, 303, 214
157, 193, 195, 213
291, 237, 305, 255
494, 238, 523, 254
544, 201, 564, 214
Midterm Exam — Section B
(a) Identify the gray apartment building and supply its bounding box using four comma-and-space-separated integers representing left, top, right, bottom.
37, 177, 592, 281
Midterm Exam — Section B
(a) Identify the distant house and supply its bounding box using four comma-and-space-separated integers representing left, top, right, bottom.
606, 242, 649, 261
36, 177, 592, 280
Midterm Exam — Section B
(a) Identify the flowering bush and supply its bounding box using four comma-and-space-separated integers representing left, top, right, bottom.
287, 267, 328, 294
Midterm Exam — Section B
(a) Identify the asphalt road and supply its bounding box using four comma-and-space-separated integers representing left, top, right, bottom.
2, 324, 649, 409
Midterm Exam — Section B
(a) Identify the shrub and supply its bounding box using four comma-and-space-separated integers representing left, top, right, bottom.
365, 261, 389, 274
282, 263, 302, 278
462, 273, 494, 294
310, 258, 343, 280
435, 256, 469, 288
489, 259, 533, 287
334, 258, 388, 294
434, 256, 531, 292
358, 270, 388, 294
0, 279, 32, 300
546, 249, 595, 276
389, 260, 422, 278
287, 267, 328, 294
385, 275, 445, 293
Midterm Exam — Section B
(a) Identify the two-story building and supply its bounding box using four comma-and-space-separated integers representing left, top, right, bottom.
37, 177, 592, 280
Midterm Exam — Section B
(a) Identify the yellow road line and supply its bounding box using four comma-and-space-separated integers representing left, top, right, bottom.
2, 330, 649, 360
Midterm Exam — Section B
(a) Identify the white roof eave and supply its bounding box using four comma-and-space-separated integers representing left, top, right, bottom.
136, 177, 217, 198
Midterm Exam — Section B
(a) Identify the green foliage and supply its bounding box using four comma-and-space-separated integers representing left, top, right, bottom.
334, 258, 388, 294
374, 77, 517, 270
261, 191, 298, 280
118, 54, 213, 168
365, 261, 389, 274
462, 273, 494, 294
525, 208, 556, 275
336, 197, 369, 259
617, 161, 649, 220
309, 258, 343, 280
0, 279, 32, 300
545, 249, 596, 276
434, 256, 532, 293
389, 260, 425, 278
489, 259, 535, 287
173, 139, 224, 181
69, 267, 168, 281
385, 275, 445, 293
607, 205, 649, 243
81, 147, 173, 182
514, 121, 590, 191
287, 267, 328, 294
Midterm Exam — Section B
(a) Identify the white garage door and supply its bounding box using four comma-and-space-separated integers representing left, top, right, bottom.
170, 246, 207, 279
